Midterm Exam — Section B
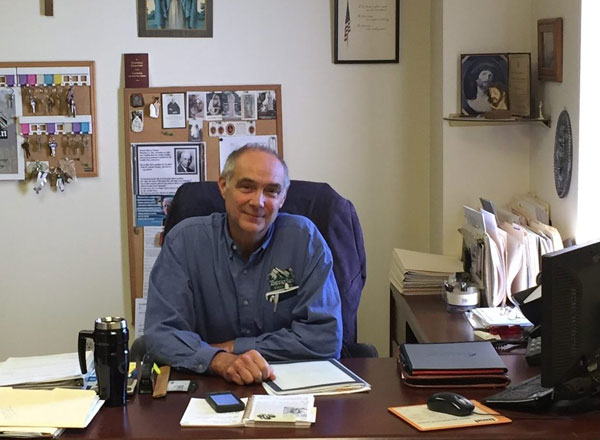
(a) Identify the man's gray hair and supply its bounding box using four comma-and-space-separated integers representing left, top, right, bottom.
221, 144, 290, 189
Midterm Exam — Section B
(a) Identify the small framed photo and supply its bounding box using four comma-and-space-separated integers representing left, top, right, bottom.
174, 147, 198, 175
537, 18, 563, 82
137, 0, 213, 38
461, 54, 509, 116
334, 0, 399, 64
205, 92, 224, 120
161, 93, 186, 129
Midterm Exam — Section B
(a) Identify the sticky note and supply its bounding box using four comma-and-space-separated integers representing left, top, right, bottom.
21, 124, 29, 135
27, 74, 36, 85
54, 74, 62, 85
44, 74, 54, 85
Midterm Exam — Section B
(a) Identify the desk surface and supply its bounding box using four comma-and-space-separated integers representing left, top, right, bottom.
63, 357, 600, 440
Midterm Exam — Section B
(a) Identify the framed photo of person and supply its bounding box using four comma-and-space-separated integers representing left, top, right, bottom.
334, 0, 399, 63
137, 0, 213, 38
537, 18, 563, 82
161, 93, 186, 129
460, 54, 509, 116
460, 53, 531, 117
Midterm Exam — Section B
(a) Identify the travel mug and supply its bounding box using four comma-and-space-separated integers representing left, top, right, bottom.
78, 317, 129, 406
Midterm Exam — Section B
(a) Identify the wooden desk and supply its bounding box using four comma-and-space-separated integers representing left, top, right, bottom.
62, 357, 600, 439
389, 284, 475, 356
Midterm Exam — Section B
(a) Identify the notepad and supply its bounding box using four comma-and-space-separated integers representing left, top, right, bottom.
262, 359, 370, 395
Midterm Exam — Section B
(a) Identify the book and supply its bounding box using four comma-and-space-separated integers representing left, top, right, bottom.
262, 359, 370, 396
124, 53, 149, 88
0, 427, 64, 438
388, 399, 511, 431
398, 342, 509, 388
180, 394, 316, 428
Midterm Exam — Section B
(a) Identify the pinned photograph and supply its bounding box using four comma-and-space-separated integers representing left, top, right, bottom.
461, 54, 508, 116
205, 92, 224, 120
257, 91, 277, 119
161, 93, 186, 128
187, 91, 205, 120
222, 91, 241, 120
241, 92, 257, 120
131, 110, 144, 133
189, 123, 203, 142
175, 148, 197, 174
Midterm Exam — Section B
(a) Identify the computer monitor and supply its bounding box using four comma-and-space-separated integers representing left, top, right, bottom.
541, 240, 600, 409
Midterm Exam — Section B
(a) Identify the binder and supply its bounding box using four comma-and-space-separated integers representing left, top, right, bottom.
398, 342, 509, 388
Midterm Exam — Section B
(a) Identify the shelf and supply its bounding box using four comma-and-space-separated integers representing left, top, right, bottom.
444, 115, 551, 128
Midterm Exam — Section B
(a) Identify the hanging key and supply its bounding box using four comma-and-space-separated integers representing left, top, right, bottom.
6, 89, 14, 109
48, 137, 57, 157
30, 97, 37, 113
21, 137, 31, 158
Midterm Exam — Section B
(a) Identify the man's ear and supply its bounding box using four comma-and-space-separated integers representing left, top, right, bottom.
217, 176, 227, 200
279, 190, 287, 209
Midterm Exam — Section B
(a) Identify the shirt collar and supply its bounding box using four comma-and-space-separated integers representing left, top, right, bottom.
223, 214, 277, 260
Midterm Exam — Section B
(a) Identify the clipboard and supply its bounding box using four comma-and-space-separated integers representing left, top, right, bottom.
388, 400, 511, 431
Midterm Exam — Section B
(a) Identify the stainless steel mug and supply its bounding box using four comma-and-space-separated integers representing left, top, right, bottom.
78, 317, 129, 406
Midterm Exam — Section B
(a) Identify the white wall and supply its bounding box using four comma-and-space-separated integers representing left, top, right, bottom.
0, 0, 432, 358
432, 0, 534, 256
530, 0, 581, 241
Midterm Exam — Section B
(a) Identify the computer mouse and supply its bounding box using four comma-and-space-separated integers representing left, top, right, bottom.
426, 392, 475, 417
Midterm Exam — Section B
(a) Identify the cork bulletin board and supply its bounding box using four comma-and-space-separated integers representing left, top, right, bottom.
0, 61, 97, 181
123, 84, 283, 316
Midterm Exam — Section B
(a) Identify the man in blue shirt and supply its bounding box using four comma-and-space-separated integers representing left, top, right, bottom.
145, 145, 343, 385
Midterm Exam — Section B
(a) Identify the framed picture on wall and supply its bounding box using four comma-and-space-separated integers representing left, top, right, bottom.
537, 18, 563, 82
334, 0, 400, 63
137, 0, 213, 38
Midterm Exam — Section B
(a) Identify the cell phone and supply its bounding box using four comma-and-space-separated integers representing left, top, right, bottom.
206, 391, 245, 413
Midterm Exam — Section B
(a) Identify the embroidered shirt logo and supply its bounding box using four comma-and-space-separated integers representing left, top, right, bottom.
268, 267, 296, 291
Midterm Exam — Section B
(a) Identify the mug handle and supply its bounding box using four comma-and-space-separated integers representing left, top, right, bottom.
78, 330, 94, 374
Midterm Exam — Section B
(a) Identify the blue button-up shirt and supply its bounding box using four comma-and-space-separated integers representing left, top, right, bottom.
144, 212, 342, 373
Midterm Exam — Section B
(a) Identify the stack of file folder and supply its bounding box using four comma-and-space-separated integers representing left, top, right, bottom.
389, 248, 463, 295
0, 352, 93, 389
398, 341, 510, 388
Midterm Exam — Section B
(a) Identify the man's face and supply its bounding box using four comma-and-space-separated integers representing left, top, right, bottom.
218, 150, 287, 245
476, 70, 493, 89
180, 152, 192, 168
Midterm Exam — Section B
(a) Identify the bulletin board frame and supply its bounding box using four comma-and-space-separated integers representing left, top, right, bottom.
123, 84, 283, 318
0, 61, 98, 178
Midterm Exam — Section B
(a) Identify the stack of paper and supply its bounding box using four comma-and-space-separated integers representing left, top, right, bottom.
0, 352, 93, 389
0, 388, 104, 436
180, 394, 316, 428
466, 307, 533, 330
262, 359, 370, 396
389, 248, 463, 295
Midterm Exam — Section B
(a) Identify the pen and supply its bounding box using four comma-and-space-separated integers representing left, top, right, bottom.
153, 363, 161, 375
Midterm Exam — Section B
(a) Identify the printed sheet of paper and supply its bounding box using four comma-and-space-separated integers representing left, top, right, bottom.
218, 135, 277, 172
180, 398, 248, 427
142, 226, 162, 298
388, 400, 511, 431
131, 143, 204, 195
134, 298, 147, 338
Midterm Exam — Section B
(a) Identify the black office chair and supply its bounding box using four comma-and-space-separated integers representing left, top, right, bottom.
133, 180, 377, 360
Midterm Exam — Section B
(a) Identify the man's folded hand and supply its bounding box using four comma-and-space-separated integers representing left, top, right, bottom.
210, 350, 276, 385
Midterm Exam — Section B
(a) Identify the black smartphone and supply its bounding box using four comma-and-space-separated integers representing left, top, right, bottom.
206, 391, 245, 413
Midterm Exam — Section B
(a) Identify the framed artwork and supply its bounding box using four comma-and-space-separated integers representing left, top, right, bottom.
137, 0, 213, 38
537, 18, 563, 82
334, 0, 400, 64
461, 54, 509, 116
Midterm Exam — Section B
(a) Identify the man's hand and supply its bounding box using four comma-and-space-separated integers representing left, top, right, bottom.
209, 350, 275, 385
